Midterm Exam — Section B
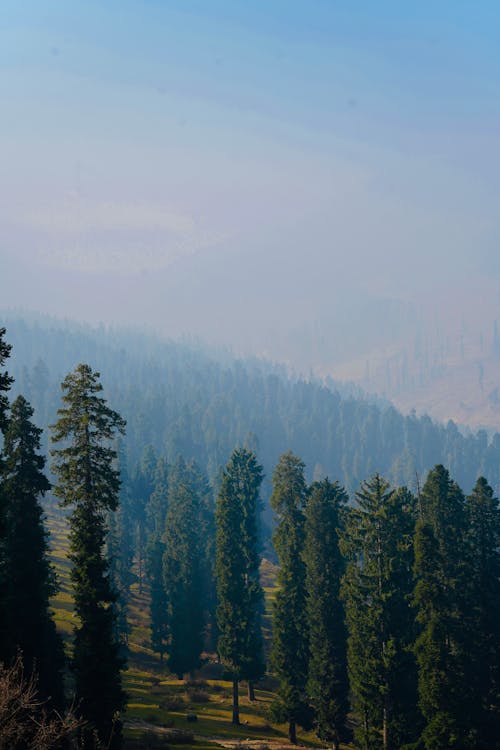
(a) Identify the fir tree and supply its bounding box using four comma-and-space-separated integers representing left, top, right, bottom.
131, 445, 157, 593
0, 327, 12, 433
304, 479, 349, 750
163, 457, 204, 678
215, 448, 265, 723
145, 531, 169, 663
0, 326, 13, 657
413, 465, 470, 749
1, 395, 65, 707
342, 475, 418, 750
145, 456, 170, 662
270, 451, 309, 744
108, 440, 134, 649
465, 477, 500, 748
51, 364, 126, 749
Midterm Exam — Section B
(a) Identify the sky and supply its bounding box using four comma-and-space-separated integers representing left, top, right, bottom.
2, 1, 500, 362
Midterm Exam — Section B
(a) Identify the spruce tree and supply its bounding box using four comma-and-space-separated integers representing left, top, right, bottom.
1, 395, 65, 707
146, 532, 169, 663
413, 465, 470, 749
270, 451, 309, 744
162, 457, 204, 679
108, 440, 134, 649
465, 477, 500, 748
215, 448, 265, 723
304, 479, 349, 750
0, 327, 12, 433
51, 364, 126, 750
342, 475, 418, 750
0, 326, 13, 656
145, 456, 169, 662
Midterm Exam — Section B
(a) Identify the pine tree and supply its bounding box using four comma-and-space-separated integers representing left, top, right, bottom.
51, 364, 126, 749
1, 395, 65, 707
108, 440, 134, 649
270, 451, 309, 744
0, 327, 12, 433
413, 465, 470, 749
465, 477, 500, 748
163, 457, 204, 679
131, 445, 157, 594
145, 456, 169, 662
215, 448, 265, 724
342, 475, 418, 750
0, 326, 13, 656
304, 479, 349, 750
146, 532, 169, 663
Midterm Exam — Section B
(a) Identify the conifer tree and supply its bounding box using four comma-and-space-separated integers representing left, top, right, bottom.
108, 440, 134, 648
131, 445, 157, 593
0, 326, 13, 656
413, 465, 470, 750
1, 395, 65, 707
465, 476, 500, 748
342, 475, 418, 750
162, 457, 204, 678
215, 448, 265, 724
270, 451, 309, 744
304, 479, 349, 750
0, 327, 12, 433
51, 364, 126, 749
145, 456, 169, 662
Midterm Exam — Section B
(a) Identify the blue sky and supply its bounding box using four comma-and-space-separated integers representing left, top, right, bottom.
1, 1, 500, 345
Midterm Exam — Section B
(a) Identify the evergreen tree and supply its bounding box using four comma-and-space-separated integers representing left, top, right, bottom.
146, 455, 169, 535
413, 465, 470, 749
0, 327, 12, 433
304, 479, 349, 750
342, 475, 418, 750
270, 451, 309, 744
51, 364, 126, 749
146, 531, 169, 663
465, 477, 500, 748
108, 440, 134, 649
131, 445, 157, 593
163, 457, 204, 679
1, 395, 65, 707
0, 326, 13, 657
215, 448, 265, 724
145, 456, 169, 662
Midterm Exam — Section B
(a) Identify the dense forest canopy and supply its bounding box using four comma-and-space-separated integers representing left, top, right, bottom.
4, 315, 499, 519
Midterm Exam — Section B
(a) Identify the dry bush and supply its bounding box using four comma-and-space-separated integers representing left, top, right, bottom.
0, 655, 81, 750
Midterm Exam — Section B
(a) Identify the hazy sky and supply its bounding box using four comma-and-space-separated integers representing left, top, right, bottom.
2, 1, 500, 355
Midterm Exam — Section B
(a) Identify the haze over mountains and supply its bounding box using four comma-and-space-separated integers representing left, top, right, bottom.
3, 1, 500, 429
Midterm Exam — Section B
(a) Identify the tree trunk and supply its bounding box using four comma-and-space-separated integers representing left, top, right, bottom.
247, 680, 255, 701
288, 719, 297, 744
232, 679, 240, 725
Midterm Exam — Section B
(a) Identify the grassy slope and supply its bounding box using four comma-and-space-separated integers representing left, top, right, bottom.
47, 504, 352, 749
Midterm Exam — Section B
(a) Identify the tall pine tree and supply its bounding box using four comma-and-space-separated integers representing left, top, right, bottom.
270, 451, 309, 745
215, 448, 265, 724
413, 465, 470, 750
342, 475, 418, 750
0, 326, 13, 658
1, 395, 65, 708
304, 479, 349, 750
51, 364, 126, 750
465, 476, 500, 748
162, 457, 204, 679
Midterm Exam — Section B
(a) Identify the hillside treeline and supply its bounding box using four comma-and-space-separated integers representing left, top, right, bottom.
1, 324, 499, 749
5, 316, 500, 507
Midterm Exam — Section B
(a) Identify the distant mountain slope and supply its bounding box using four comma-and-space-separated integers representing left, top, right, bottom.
3, 315, 500, 513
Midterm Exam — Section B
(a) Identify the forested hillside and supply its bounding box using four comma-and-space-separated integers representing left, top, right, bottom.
4, 315, 500, 510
